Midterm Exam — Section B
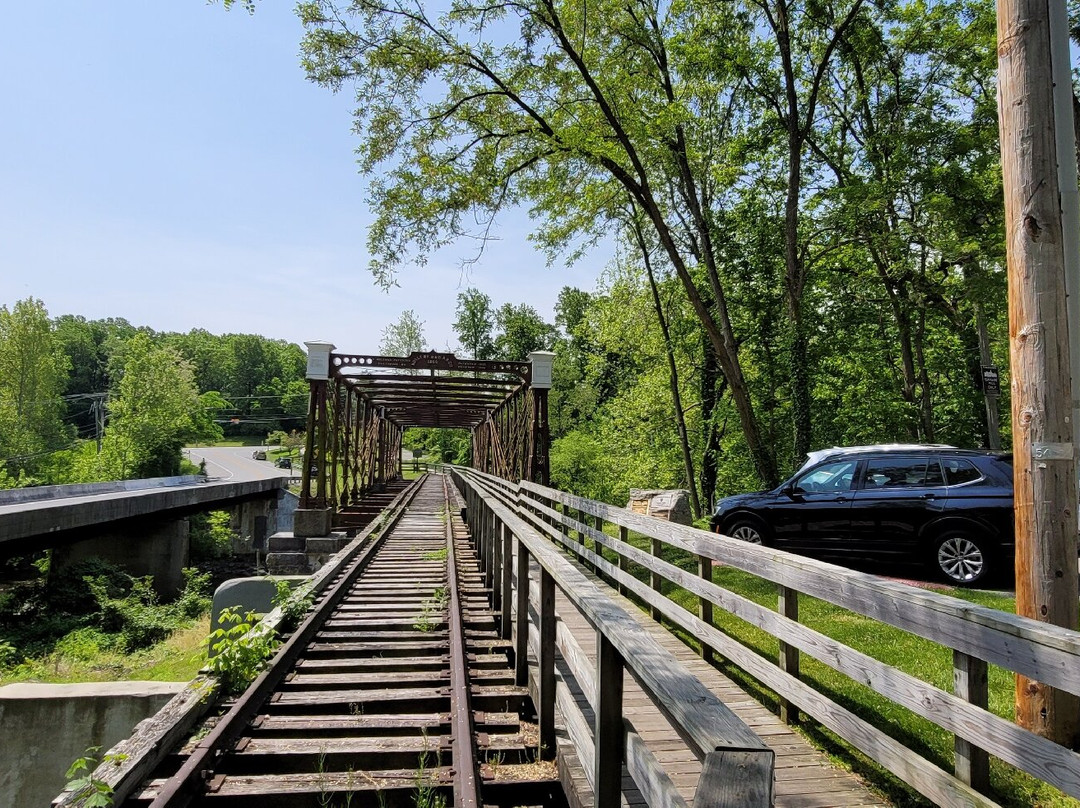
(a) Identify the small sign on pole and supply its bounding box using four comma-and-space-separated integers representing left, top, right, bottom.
980, 366, 1000, 397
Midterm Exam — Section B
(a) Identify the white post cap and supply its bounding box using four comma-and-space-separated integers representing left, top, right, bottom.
528, 350, 555, 389
305, 340, 336, 380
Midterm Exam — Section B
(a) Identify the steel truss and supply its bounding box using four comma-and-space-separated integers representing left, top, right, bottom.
300, 350, 550, 517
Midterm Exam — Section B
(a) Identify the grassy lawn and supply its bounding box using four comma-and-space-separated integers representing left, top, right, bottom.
1, 616, 209, 685
191, 437, 265, 447
601, 527, 1077, 808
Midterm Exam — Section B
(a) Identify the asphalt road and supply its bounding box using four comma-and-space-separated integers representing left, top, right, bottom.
184, 446, 294, 483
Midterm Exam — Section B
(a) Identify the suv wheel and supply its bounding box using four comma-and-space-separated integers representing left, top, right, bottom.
934, 531, 991, 586
723, 518, 767, 545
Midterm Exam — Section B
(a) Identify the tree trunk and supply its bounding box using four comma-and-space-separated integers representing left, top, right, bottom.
784, 134, 813, 461
700, 335, 725, 511
645, 263, 702, 519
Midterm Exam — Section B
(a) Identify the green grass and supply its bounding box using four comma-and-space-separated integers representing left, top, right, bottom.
189, 437, 264, 447
1, 616, 209, 684
599, 525, 1077, 808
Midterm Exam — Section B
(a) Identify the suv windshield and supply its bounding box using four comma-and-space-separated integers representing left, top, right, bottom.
794, 460, 857, 493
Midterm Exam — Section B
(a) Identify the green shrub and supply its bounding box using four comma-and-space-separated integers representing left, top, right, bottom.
0, 640, 16, 668
174, 569, 212, 619
86, 567, 211, 652
1, 559, 212, 671
46, 558, 130, 614
189, 511, 235, 562
63, 746, 128, 807
207, 608, 277, 694
272, 579, 313, 632
54, 628, 119, 661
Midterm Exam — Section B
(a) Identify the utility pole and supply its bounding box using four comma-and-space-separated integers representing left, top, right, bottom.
974, 301, 1001, 450
89, 393, 107, 453
997, 0, 1080, 744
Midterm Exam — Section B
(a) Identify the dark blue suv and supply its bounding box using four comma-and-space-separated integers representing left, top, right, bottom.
710, 445, 1014, 585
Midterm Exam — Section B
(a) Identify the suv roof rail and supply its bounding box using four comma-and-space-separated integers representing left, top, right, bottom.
803, 443, 959, 467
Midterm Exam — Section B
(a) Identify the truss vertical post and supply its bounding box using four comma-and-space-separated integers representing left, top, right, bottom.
341, 387, 353, 508
329, 380, 341, 508
300, 380, 319, 509
297, 341, 336, 537
356, 395, 369, 501
314, 383, 328, 506
528, 352, 554, 486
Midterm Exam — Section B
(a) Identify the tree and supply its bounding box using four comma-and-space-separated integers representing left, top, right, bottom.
0, 298, 70, 477
380, 310, 427, 357
87, 334, 221, 479
735, 0, 868, 459
299, 0, 781, 485
453, 288, 495, 359
493, 304, 555, 362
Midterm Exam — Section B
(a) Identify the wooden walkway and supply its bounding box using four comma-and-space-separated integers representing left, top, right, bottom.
545, 573, 890, 807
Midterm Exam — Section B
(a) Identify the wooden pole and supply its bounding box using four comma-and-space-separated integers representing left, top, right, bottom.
997, 0, 1080, 743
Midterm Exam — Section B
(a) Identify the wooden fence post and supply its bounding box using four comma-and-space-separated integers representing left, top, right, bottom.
539, 567, 557, 760
618, 525, 630, 596
650, 538, 664, 620
515, 540, 531, 687
954, 650, 990, 792
485, 504, 496, 591
595, 632, 625, 807
492, 514, 504, 613
500, 523, 513, 639
699, 555, 713, 665
779, 585, 800, 725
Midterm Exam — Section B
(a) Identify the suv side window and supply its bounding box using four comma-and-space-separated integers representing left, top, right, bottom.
794, 460, 857, 493
942, 458, 982, 486
863, 457, 944, 489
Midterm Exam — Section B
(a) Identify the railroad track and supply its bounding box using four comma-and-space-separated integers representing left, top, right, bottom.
128, 474, 567, 808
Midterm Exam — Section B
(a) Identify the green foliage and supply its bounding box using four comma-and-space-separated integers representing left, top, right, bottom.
380, 310, 427, 357
68, 333, 222, 481
404, 428, 470, 465
87, 568, 211, 651
189, 511, 237, 562
550, 431, 617, 504
0, 560, 211, 669
63, 746, 128, 808
493, 303, 556, 361
207, 608, 278, 694
453, 288, 495, 360
273, 579, 314, 631
0, 298, 71, 478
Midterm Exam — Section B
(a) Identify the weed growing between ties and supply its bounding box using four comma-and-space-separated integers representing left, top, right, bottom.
414, 739, 447, 808
413, 586, 449, 633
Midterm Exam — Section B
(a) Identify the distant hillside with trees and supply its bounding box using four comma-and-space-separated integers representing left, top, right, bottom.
0, 298, 307, 486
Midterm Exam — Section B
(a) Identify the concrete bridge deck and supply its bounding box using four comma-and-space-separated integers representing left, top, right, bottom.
0, 476, 284, 555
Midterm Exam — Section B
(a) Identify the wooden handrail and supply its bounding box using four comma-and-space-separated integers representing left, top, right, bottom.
482, 474, 1080, 805
452, 467, 775, 808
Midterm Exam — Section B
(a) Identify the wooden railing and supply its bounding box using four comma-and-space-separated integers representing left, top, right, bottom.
452, 466, 1080, 808
450, 468, 775, 808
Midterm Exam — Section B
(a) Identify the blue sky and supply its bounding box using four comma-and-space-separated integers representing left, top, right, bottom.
0, 2, 606, 352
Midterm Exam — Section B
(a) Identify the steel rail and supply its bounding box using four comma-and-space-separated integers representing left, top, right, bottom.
146, 474, 427, 808
443, 474, 481, 808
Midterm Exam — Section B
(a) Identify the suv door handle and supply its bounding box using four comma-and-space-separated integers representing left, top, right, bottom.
922, 493, 937, 500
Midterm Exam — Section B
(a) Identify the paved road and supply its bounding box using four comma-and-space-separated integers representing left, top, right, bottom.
184, 446, 294, 483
